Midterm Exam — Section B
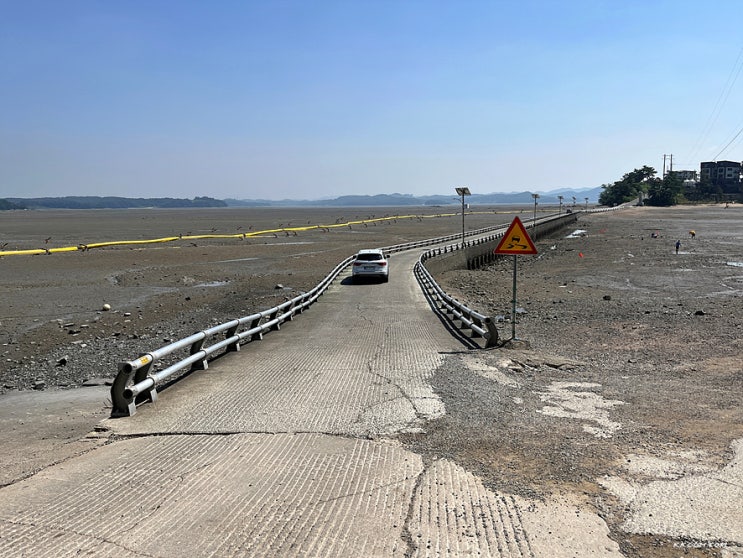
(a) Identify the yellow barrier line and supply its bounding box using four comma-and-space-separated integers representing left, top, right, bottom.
0, 248, 50, 256
84, 237, 181, 249
49, 246, 80, 253
0, 212, 472, 257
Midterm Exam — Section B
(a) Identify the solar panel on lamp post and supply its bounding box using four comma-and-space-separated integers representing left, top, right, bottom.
455, 187, 471, 248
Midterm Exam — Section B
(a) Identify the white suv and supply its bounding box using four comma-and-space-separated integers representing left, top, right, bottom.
351, 249, 389, 283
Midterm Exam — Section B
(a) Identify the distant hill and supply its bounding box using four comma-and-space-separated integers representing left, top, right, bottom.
0, 199, 26, 210
224, 187, 604, 207
3, 196, 227, 210
2, 187, 603, 210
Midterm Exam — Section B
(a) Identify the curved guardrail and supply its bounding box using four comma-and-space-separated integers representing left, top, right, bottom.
109, 221, 511, 417
414, 262, 501, 347
110, 254, 356, 416
411, 206, 629, 346
110, 211, 579, 417
412, 215, 538, 347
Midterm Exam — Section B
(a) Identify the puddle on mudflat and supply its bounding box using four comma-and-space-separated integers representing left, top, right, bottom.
216, 257, 259, 263
194, 281, 230, 288
260, 241, 314, 246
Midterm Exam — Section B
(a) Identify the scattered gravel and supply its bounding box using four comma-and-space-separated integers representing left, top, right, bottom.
2, 204, 742, 557
401, 204, 743, 558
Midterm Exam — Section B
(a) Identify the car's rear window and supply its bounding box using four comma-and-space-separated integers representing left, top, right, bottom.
356, 253, 383, 262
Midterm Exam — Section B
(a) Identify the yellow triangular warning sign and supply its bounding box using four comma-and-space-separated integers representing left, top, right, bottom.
494, 216, 538, 255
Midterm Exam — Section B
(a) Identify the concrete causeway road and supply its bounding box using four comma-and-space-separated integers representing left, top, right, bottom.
0, 247, 623, 557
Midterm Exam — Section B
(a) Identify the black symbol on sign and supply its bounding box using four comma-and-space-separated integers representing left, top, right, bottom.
506, 235, 528, 250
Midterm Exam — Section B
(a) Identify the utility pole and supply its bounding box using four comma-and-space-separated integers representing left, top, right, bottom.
663, 154, 674, 177
531, 193, 539, 241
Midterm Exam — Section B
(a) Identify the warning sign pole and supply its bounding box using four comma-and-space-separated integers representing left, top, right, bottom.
511, 255, 518, 339
494, 216, 538, 341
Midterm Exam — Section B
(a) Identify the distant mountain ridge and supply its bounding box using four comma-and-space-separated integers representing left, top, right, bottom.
3, 196, 228, 210
224, 187, 603, 207
3, 187, 602, 210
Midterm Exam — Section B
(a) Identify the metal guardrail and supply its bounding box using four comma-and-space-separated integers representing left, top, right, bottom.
412, 212, 585, 347
109, 223, 507, 417
413, 207, 635, 346
110, 212, 577, 417
414, 230, 507, 348
110, 254, 355, 417
414, 261, 501, 347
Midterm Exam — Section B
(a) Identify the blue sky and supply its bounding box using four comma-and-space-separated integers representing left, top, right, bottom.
2, 1, 743, 200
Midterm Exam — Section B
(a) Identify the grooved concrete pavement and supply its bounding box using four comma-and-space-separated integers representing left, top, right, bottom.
0, 248, 622, 556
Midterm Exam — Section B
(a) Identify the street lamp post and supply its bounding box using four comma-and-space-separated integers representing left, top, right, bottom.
531, 193, 540, 241
455, 187, 471, 248
557, 195, 563, 214
585, 197, 589, 209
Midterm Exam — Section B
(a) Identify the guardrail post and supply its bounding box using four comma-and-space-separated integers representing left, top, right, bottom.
189, 338, 208, 370
251, 316, 264, 341
134, 360, 159, 405
270, 308, 280, 331
225, 324, 240, 352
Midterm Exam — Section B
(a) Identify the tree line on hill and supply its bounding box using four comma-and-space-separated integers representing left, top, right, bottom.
0, 196, 227, 210
597, 165, 741, 207
0, 199, 25, 210
1, 190, 603, 210
6, 173, 733, 211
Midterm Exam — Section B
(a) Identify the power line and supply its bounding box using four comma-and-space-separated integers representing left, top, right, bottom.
712, 124, 743, 160
685, 45, 743, 163
731, 129, 743, 153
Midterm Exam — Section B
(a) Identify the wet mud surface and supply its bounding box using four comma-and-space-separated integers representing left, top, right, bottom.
1, 206, 501, 392
410, 205, 743, 557
2, 204, 742, 556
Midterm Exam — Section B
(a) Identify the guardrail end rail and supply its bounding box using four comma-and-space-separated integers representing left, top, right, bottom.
484, 319, 500, 348
110, 362, 139, 417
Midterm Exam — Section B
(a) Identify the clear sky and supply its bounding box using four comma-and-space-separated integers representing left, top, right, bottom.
2, 1, 743, 200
